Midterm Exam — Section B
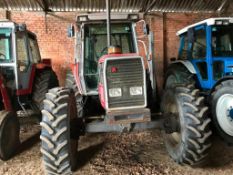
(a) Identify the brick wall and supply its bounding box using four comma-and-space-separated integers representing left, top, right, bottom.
0, 11, 219, 90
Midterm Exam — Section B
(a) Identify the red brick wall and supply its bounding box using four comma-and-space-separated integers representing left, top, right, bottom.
10, 12, 77, 85
0, 11, 219, 90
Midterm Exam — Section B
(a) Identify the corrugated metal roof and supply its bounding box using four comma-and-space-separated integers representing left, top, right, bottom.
0, 0, 229, 13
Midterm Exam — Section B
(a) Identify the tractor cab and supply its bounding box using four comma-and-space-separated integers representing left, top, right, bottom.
0, 20, 41, 92
176, 18, 233, 90
73, 13, 143, 95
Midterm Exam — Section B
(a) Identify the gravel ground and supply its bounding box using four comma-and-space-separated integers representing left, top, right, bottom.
1, 124, 233, 175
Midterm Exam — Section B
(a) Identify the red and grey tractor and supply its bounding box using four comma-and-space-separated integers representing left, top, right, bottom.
0, 20, 58, 160
40, 9, 211, 175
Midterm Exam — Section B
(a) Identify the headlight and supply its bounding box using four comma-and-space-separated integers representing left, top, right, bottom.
130, 86, 143, 96
109, 88, 122, 97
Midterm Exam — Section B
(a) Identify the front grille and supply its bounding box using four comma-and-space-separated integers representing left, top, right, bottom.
105, 57, 145, 109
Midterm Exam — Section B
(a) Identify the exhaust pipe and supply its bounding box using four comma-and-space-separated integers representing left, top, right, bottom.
106, 0, 111, 47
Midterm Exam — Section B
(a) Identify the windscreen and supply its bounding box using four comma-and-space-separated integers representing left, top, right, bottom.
0, 28, 12, 63
212, 25, 233, 57
83, 22, 135, 90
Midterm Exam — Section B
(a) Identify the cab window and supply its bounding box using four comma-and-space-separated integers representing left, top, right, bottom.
28, 34, 41, 63
191, 29, 206, 59
178, 34, 188, 60
16, 32, 29, 72
0, 28, 12, 62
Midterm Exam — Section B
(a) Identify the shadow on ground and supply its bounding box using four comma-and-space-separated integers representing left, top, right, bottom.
202, 135, 233, 168
15, 131, 40, 157
75, 141, 105, 169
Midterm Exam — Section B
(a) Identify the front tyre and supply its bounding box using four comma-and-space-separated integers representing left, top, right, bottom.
211, 80, 233, 144
40, 87, 78, 175
161, 84, 212, 166
0, 111, 20, 160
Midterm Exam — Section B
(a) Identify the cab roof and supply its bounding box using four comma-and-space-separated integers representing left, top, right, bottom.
0, 20, 16, 28
177, 17, 233, 36
76, 13, 143, 24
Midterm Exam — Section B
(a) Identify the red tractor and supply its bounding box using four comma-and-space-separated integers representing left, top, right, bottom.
0, 20, 58, 160
40, 12, 158, 174
40, 5, 211, 175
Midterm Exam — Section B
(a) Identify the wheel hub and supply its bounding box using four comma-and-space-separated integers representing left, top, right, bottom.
216, 94, 233, 136
229, 107, 233, 120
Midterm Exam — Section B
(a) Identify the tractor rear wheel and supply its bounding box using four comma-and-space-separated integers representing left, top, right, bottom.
40, 87, 78, 174
211, 80, 233, 144
32, 69, 59, 110
65, 70, 85, 118
161, 84, 212, 166
0, 110, 20, 160
165, 64, 195, 89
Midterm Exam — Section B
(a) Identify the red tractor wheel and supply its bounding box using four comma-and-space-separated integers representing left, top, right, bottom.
40, 87, 79, 174
32, 69, 59, 110
0, 110, 20, 160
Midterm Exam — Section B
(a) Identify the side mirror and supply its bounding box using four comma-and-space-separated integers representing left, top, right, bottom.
170, 57, 176, 62
143, 24, 150, 35
17, 24, 26, 32
67, 24, 75, 37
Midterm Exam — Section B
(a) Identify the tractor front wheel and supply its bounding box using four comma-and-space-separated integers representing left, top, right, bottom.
161, 84, 212, 166
0, 110, 20, 160
40, 87, 78, 174
211, 80, 233, 144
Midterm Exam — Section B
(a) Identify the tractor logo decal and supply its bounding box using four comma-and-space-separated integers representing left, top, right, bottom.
111, 66, 118, 73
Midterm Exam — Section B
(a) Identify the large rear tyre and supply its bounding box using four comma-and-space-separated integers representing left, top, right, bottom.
32, 69, 59, 110
65, 70, 85, 118
165, 64, 195, 89
0, 110, 20, 160
161, 84, 212, 166
40, 87, 78, 174
211, 80, 233, 144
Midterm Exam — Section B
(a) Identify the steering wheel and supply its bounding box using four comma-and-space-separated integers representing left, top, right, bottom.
0, 52, 6, 60
99, 47, 108, 57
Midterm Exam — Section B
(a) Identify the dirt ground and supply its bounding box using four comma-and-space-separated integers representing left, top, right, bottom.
1, 124, 233, 175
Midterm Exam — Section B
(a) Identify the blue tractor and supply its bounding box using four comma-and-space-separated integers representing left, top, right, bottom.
162, 18, 233, 165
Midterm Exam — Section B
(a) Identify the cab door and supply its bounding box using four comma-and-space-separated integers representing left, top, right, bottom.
189, 25, 212, 89
15, 31, 34, 94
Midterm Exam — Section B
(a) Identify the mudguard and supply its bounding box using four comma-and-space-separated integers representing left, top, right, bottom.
210, 76, 233, 93
172, 60, 196, 74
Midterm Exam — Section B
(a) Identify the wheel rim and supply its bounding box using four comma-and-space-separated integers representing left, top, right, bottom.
216, 94, 233, 136
166, 75, 177, 89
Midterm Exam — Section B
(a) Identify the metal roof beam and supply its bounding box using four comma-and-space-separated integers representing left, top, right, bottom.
144, 0, 157, 14
35, 0, 51, 12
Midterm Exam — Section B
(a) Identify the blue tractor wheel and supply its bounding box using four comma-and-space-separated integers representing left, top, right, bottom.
211, 80, 233, 144
164, 64, 195, 89
161, 83, 212, 166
